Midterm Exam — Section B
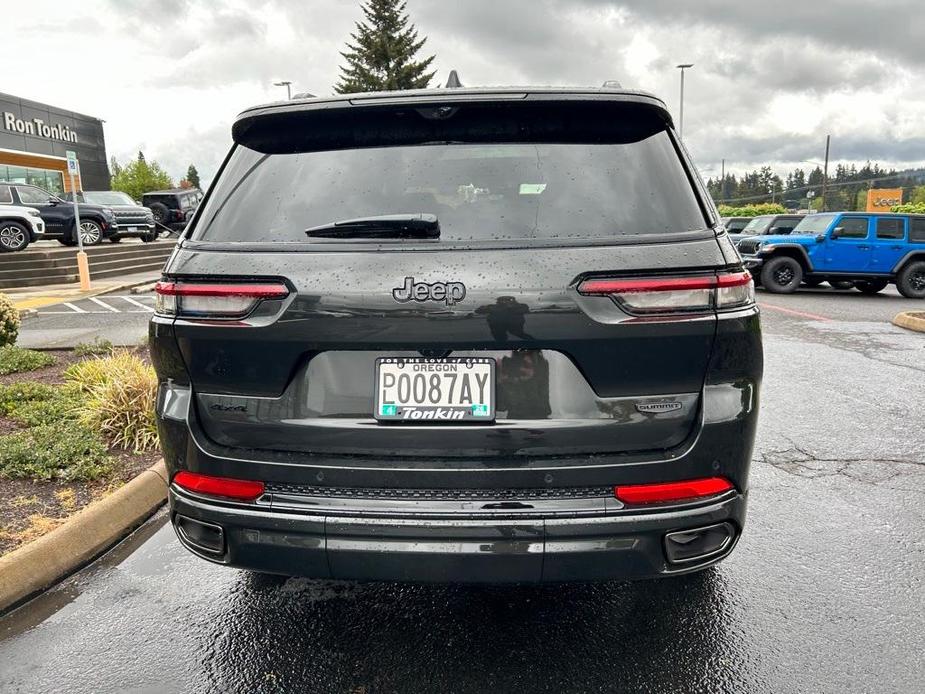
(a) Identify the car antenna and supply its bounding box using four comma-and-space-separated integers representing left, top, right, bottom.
445, 70, 463, 88
601, 79, 623, 89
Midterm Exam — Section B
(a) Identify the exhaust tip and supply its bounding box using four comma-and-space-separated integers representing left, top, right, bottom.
175, 515, 226, 555
664, 522, 735, 565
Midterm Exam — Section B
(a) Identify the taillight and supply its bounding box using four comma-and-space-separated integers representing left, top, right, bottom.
173, 471, 265, 501
154, 281, 289, 318
577, 271, 754, 314
614, 477, 734, 505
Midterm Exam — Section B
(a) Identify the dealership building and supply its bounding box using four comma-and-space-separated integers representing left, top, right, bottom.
0, 91, 110, 195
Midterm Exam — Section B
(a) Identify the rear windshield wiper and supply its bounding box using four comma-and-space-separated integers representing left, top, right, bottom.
305, 214, 440, 239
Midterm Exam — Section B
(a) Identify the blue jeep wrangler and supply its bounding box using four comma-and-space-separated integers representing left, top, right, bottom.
736, 212, 925, 298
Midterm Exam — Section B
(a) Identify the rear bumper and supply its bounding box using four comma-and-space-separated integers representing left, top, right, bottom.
170, 488, 746, 582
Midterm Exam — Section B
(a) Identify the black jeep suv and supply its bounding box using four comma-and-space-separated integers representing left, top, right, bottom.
151, 87, 762, 583
63, 191, 157, 242
142, 188, 201, 232
1, 183, 116, 245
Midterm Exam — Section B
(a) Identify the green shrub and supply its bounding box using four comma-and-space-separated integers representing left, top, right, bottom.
717, 203, 788, 218
0, 293, 19, 347
8, 390, 82, 427
891, 202, 925, 213
66, 350, 159, 453
74, 338, 114, 357
0, 382, 57, 416
0, 422, 113, 482
0, 345, 55, 375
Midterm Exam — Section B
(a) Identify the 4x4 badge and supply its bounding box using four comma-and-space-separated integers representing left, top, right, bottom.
393, 276, 466, 306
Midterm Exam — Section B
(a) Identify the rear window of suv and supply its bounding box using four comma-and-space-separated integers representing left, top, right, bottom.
193, 132, 706, 244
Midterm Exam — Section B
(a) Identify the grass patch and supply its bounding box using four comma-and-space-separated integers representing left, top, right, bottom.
0, 422, 114, 482
74, 338, 114, 357
0, 345, 55, 375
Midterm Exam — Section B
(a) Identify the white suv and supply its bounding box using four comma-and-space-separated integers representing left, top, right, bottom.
0, 194, 45, 252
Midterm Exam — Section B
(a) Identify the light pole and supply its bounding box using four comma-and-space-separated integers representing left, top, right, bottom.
274, 81, 292, 100
676, 63, 693, 138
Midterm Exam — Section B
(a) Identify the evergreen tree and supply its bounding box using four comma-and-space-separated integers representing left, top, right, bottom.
186, 164, 201, 189
334, 0, 436, 93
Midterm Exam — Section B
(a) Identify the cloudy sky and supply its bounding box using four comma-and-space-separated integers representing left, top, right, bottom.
5, 0, 924, 189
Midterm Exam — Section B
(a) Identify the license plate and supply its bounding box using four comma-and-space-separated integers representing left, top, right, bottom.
375, 357, 495, 423
127, 226, 138, 231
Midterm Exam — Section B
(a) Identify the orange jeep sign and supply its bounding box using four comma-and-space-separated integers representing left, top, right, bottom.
866, 188, 903, 212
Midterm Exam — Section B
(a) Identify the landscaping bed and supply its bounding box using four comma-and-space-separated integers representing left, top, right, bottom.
0, 344, 161, 556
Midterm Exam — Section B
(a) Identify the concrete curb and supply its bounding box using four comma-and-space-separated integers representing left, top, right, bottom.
15, 275, 161, 321
130, 281, 159, 295
892, 311, 925, 333
0, 460, 168, 614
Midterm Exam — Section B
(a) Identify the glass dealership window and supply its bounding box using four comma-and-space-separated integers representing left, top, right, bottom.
1, 166, 27, 184
0, 165, 64, 195
42, 170, 64, 195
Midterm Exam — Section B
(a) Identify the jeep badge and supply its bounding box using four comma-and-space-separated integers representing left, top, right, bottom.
392, 276, 466, 306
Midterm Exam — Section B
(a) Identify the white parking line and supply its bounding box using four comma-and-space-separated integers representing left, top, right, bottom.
36, 295, 156, 315
119, 296, 155, 312
89, 297, 120, 312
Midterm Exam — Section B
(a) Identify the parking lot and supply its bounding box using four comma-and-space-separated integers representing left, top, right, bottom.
1, 288, 922, 694
15, 292, 155, 349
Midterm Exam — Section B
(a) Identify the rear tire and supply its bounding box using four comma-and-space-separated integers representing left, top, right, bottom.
829, 280, 853, 290
141, 231, 157, 242
59, 237, 77, 246
760, 256, 803, 294
0, 221, 30, 252
896, 260, 925, 299
109, 235, 122, 243
150, 202, 169, 227
855, 279, 889, 295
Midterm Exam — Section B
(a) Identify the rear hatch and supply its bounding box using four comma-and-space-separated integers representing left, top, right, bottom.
162, 91, 730, 460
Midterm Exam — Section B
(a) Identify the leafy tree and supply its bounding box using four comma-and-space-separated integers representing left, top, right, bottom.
334, 0, 436, 93
110, 152, 174, 201
186, 165, 201, 189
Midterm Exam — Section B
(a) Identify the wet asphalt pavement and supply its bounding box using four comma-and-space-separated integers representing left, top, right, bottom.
1, 288, 924, 693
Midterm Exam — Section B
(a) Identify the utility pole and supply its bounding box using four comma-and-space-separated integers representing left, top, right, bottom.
274, 81, 292, 100
677, 64, 693, 138
821, 134, 830, 212
721, 158, 725, 199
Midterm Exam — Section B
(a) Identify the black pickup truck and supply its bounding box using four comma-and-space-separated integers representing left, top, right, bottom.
1, 183, 116, 245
